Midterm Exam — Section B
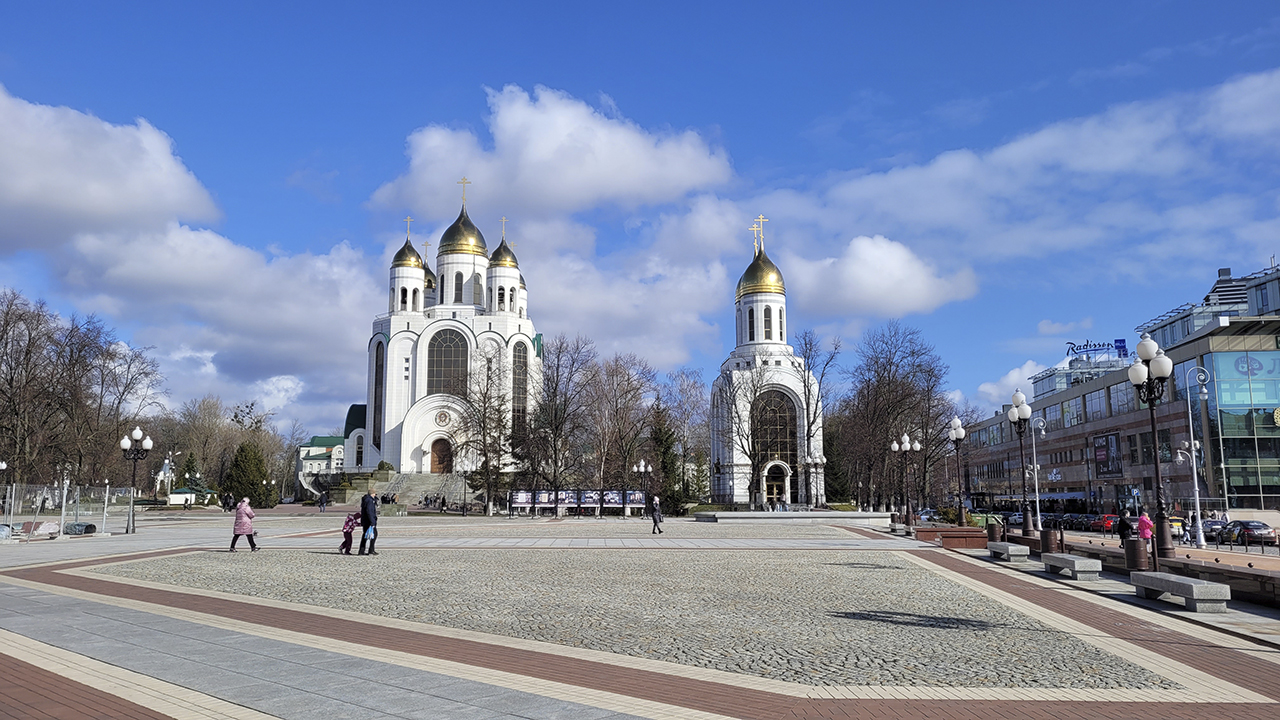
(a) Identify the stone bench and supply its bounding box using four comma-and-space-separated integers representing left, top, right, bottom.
1131, 571, 1230, 613
890, 523, 908, 536
988, 541, 1030, 562
1041, 553, 1101, 581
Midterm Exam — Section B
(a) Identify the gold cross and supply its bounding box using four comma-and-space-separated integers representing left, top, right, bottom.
749, 223, 760, 254
500, 216, 507, 239
755, 214, 769, 251
457, 176, 471, 204
403, 215, 413, 239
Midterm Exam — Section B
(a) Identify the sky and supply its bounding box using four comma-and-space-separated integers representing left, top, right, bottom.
3, 2, 1280, 433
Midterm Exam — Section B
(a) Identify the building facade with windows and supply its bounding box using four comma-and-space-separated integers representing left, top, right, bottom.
296, 435, 345, 490
964, 268, 1280, 520
343, 201, 540, 474
710, 241, 825, 507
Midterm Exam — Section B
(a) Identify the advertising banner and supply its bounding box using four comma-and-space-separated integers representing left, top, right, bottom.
1094, 433, 1124, 477
626, 491, 646, 506
581, 490, 600, 506
511, 491, 532, 505
603, 491, 623, 506
558, 490, 579, 505
535, 490, 553, 504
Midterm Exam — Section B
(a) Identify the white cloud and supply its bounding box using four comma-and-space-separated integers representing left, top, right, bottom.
1037, 317, 1094, 335
0, 84, 218, 249
371, 84, 732, 219
784, 235, 977, 318
976, 360, 1048, 411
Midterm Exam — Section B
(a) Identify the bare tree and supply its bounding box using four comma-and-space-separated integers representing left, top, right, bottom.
585, 353, 656, 515
713, 360, 779, 509
455, 342, 512, 515
521, 334, 597, 515
661, 368, 709, 509
794, 329, 841, 507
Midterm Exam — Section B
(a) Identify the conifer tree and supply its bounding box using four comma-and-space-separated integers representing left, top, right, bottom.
223, 442, 272, 507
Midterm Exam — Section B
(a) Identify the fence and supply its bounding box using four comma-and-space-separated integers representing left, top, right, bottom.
2, 484, 142, 538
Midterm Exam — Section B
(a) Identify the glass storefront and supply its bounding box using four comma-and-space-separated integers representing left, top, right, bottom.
1207, 350, 1280, 510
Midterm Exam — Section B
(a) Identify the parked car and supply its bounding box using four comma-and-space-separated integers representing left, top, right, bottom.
1168, 516, 1185, 535
1006, 512, 1024, 526
1198, 519, 1225, 538
1074, 514, 1098, 531
1218, 520, 1277, 545
1090, 514, 1120, 531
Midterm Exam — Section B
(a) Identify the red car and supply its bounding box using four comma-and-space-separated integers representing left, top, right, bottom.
1090, 514, 1120, 531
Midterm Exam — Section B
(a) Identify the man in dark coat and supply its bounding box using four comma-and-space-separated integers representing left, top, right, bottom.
358, 488, 379, 555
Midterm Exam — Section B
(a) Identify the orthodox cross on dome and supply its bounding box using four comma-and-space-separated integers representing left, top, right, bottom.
500, 216, 507, 240
457, 176, 472, 205
403, 215, 413, 239
749, 222, 761, 254
754, 214, 769, 252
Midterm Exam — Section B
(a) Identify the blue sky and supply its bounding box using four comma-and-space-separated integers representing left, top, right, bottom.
3, 2, 1280, 430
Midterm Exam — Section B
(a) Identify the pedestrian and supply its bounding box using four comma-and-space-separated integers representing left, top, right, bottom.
1118, 509, 1132, 542
339, 509, 360, 555
230, 497, 257, 552
317, 490, 327, 513
651, 496, 663, 534
1138, 510, 1154, 552
358, 487, 379, 555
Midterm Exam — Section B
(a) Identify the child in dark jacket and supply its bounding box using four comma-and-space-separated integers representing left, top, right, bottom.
340, 511, 360, 555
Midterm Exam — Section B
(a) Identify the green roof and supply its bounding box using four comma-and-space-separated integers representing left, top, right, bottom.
307, 436, 344, 447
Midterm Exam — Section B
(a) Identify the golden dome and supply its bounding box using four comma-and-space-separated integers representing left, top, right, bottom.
490, 238, 518, 268
437, 205, 488, 257
391, 238, 424, 269
735, 248, 785, 299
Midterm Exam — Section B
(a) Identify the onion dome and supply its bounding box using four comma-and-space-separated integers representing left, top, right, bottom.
735, 248, 785, 299
490, 238, 518, 268
519, 273, 526, 289
437, 205, 488, 257
391, 238, 424, 269
424, 264, 436, 290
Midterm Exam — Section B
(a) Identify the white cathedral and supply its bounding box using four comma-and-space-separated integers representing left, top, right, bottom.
710, 224, 826, 508
343, 194, 540, 475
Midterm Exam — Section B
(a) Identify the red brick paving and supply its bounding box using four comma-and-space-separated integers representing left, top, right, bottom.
0, 653, 175, 720
2, 548, 1277, 720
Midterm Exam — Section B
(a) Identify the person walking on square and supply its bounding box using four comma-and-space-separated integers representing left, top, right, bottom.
651, 495, 663, 534
358, 488, 378, 555
230, 498, 257, 552
318, 490, 327, 513
339, 509, 360, 555
1138, 510, 1154, 552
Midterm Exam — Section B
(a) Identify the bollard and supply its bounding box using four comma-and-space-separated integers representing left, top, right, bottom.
1040, 529, 1060, 554
1124, 538, 1150, 571
987, 522, 1000, 542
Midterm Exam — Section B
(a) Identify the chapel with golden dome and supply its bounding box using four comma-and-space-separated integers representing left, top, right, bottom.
344, 182, 540, 477
710, 216, 826, 508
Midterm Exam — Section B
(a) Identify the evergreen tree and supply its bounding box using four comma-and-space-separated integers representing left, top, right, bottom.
178, 454, 202, 489
649, 397, 683, 513
223, 442, 272, 508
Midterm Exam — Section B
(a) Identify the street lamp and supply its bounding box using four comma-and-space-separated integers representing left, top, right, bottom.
1007, 389, 1033, 537
1181, 365, 1210, 549
947, 417, 966, 525
1128, 332, 1175, 568
891, 433, 922, 528
0, 461, 9, 530
1029, 416, 1046, 531
632, 460, 652, 517
119, 426, 153, 534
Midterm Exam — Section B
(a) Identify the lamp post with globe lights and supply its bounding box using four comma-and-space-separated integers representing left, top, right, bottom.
1128, 332, 1175, 568
891, 433, 921, 528
0, 461, 10, 529
1007, 389, 1033, 536
1179, 365, 1211, 549
632, 460, 652, 517
947, 418, 967, 525
119, 426, 153, 534
1029, 416, 1047, 531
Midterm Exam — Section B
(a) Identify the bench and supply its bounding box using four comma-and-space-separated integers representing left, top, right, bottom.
890, 523, 908, 536
1041, 553, 1101, 581
988, 541, 1030, 562
1131, 571, 1231, 613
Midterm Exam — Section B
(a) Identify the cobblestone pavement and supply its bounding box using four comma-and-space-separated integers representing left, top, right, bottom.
93, 548, 1179, 690
310, 516, 878, 538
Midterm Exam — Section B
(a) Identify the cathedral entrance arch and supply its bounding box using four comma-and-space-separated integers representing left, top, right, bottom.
765, 464, 788, 506
431, 438, 454, 474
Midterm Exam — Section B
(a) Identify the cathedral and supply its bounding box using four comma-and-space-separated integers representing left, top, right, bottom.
343, 187, 540, 475
710, 220, 825, 508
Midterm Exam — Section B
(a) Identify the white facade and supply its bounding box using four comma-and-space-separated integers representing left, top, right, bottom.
710, 247, 825, 507
345, 204, 540, 474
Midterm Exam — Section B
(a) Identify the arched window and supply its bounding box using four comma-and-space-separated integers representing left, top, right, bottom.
498, 287, 506, 311
488, 286, 493, 310
355, 435, 364, 467
453, 272, 463, 304
519, 307, 524, 318
748, 308, 755, 342
472, 273, 483, 305
389, 284, 395, 310
412, 288, 419, 311
736, 308, 742, 344
752, 389, 797, 487
400, 287, 408, 311
373, 342, 385, 449
509, 287, 516, 308
764, 306, 772, 340
512, 342, 528, 435
427, 329, 468, 396
779, 308, 784, 343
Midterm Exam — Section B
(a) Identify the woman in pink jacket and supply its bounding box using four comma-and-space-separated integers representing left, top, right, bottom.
1137, 510, 1154, 551
230, 497, 258, 552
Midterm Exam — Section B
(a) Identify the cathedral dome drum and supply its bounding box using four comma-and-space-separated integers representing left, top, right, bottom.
391, 238, 424, 269
735, 248, 785, 299
437, 205, 488, 257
